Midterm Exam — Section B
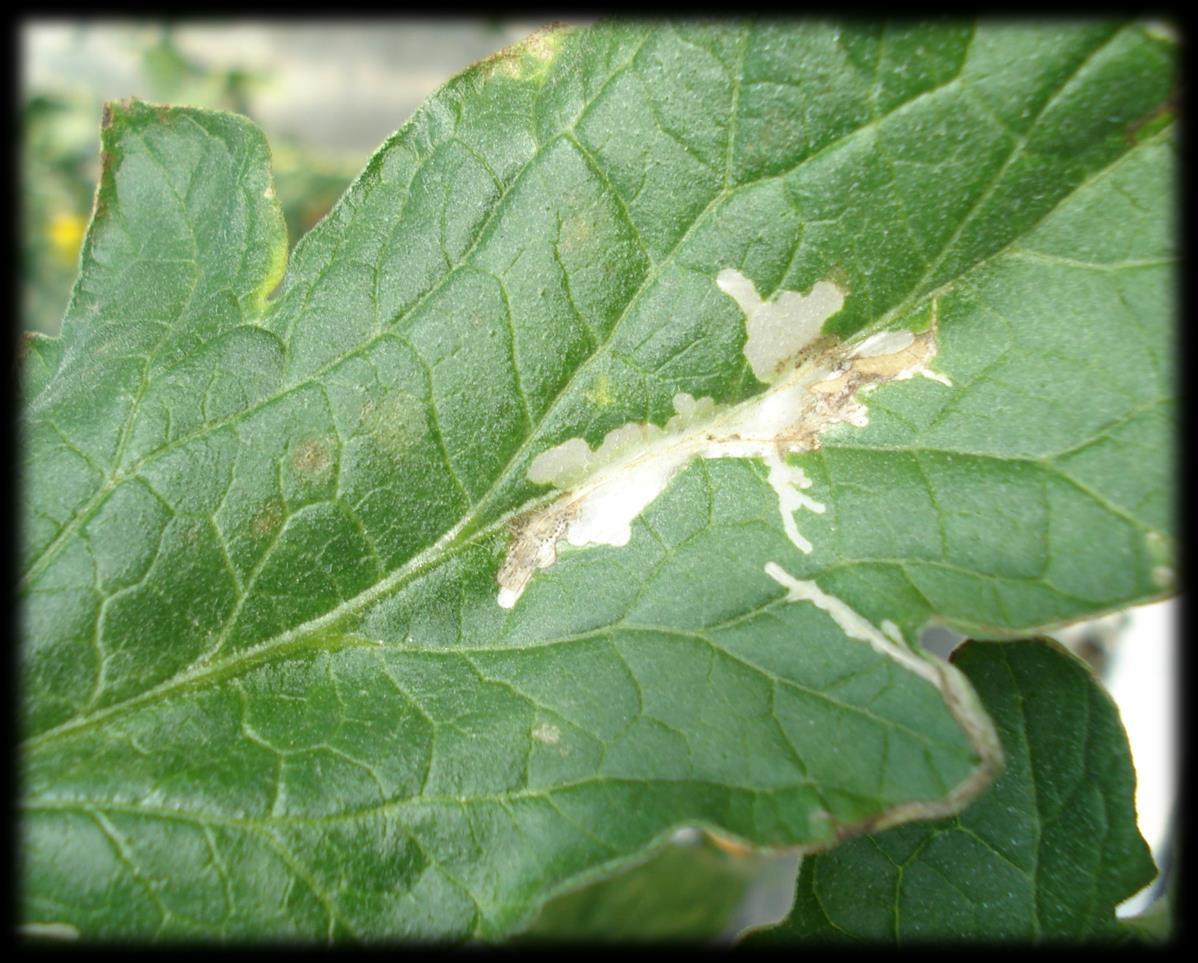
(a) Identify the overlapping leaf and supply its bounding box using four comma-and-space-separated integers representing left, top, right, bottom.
520, 833, 774, 942
20, 21, 1174, 941
749, 638, 1157, 943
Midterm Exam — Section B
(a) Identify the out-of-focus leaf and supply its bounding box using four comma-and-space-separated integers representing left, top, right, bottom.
519, 833, 772, 942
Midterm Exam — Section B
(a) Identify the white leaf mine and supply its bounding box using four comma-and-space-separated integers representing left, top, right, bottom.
497, 268, 950, 609
716, 267, 845, 383
763, 562, 939, 685
496, 268, 1002, 820
763, 560, 1004, 825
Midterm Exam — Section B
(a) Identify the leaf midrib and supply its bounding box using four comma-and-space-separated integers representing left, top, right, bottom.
20, 24, 975, 589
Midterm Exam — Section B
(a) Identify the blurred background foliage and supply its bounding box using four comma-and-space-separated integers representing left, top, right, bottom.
22, 25, 358, 334
523, 830, 795, 942
19, 20, 559, 335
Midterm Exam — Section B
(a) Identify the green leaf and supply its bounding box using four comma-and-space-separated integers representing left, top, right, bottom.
20, 20, 1175, 941
748, 638, 1157, 943
517, 832, 773, 942
1119, 892, 1173, 944
20, 331, 66, 403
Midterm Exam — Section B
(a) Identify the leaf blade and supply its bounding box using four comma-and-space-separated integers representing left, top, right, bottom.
20, 20, 1175, 940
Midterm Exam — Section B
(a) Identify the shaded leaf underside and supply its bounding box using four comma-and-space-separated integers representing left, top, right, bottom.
21, 20, 1174, 940
751, 638, 1157, 943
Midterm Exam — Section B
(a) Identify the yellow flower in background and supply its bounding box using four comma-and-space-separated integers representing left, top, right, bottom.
47, 211, 86, 264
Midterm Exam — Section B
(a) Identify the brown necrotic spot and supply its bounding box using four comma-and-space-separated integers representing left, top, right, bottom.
292, 437, 332, 475
251, 500, 285, 538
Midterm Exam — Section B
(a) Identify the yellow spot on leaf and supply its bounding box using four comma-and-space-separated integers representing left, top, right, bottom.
585, 374, 614, 407
362, 393, 428, 457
